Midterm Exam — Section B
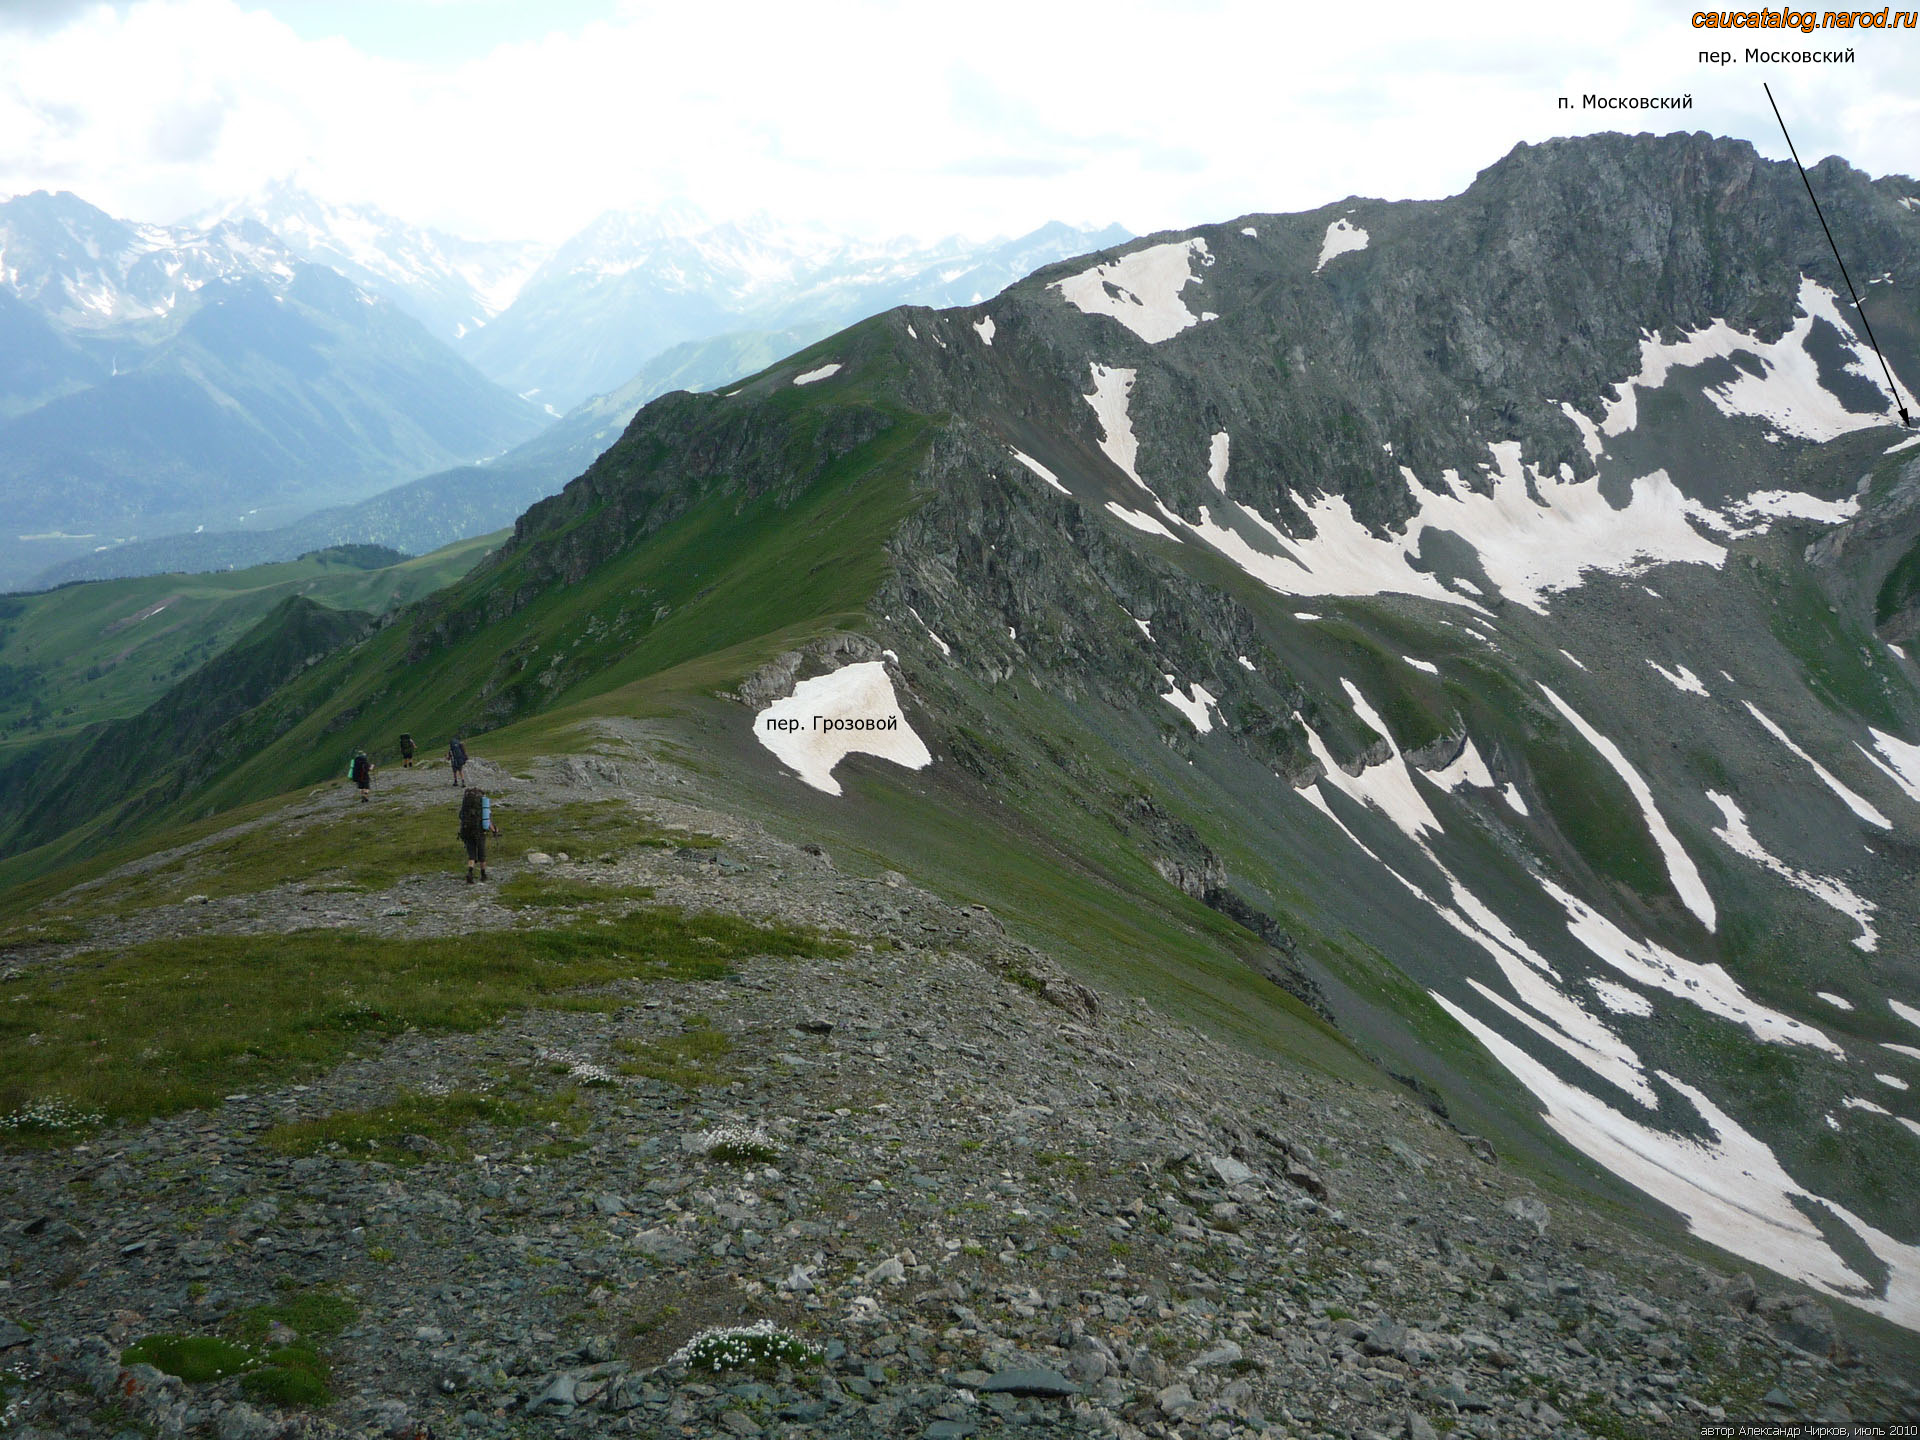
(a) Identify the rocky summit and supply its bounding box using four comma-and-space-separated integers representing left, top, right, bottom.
3, 130, 1920, 1438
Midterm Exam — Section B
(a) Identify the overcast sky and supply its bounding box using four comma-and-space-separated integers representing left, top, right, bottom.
1, 0, 1915, 245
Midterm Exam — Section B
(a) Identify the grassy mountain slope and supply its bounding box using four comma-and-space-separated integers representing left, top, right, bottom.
0, 533, 499, 747
0, 595, 374, 864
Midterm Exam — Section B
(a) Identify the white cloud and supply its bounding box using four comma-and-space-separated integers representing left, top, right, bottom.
0, 0, 1914, 245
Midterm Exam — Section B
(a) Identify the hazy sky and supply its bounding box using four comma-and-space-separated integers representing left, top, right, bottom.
2, 0, 1915, 244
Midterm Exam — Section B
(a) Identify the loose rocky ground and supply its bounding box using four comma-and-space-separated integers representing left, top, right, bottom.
3, 747, 1916, 1439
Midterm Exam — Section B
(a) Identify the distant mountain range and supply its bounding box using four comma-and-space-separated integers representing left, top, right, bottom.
199, 180, 547, 345
0, 191, 544, 590
14, 185, 1128, 586
460, 208, 1131, 411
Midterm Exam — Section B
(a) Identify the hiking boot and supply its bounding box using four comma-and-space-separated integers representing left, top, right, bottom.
465, 871, 474, 885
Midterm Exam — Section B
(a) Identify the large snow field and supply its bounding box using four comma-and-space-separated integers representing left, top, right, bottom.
753, 661, 931, 796
1053, 238, 1213, 344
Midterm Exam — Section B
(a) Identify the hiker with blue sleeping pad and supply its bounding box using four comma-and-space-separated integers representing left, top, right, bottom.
459, 786, 498, 883
349, 749, 373, 802
448, 735, 469, 786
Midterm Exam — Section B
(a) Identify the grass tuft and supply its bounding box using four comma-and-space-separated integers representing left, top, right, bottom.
121, 1335, 257, 1383
615, 1020, 735, 1089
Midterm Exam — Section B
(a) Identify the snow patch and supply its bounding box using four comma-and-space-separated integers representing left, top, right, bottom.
1843, 1096, 1891, 1116
1599, 277, 1905, 442
973, 315, 995, 346
1010, 448, 1069, 495
1865, 729, 1920, 803
1886, 1043, 1920, 1061
1406, 658, 1439, 675
1892, 999, 1920, 1033
1560, 649, 1589, 670
1161, 679, 1218, 733
1541, 876, 1835, 1054
1052, 237, 1212, 344
1706, 792, 1877, 951
1877, 1074, 1911, 1092
1433, 998, 1920, 1330
1295, 682, 1443, 845
1424, 737, 1495, 793
1560, 401, 1603, 459
1730, 490, 1861, 526
1588, 978, 1654, 1016
1236, 655, 1256, 671
1501, 784, 1529, 816
1816, 992, 1854, 1010
792, 363, 841, 385
907, 607, 950, 658
753, 662, 933, 797
1540, 686, 1716, 930
1207, 431, 1230, 493
1106, 503, 1179, 540
1315, 218, 1369, 273
1744, 702, 1891, 829
1240, 226, 1258, 237
1182, 447, 1726, 616
1647, 661, 1709, 696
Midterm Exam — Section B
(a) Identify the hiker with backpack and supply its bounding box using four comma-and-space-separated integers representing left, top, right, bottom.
458, 786, 498, 883
349, 749, 374, 802
448, 735, 469, 786
399, 733, 416, 768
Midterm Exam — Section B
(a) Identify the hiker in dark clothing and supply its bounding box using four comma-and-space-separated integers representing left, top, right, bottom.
399, 733, 416, 768
449, 735, 469, 787
350, 749, 374, 802
459, 786, 497, 883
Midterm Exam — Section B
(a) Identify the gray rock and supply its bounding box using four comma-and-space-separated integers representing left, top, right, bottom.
1724, 1272, 1758, 1312
1188, 1339, 1243, 1370
526, 1373, 577, 1414
1155, 1382, 1198, 1417
718, 1411, 761, 1436
1207, 1154, 1256, 1187
1385, 1138, 1430, 1170
1066, 1335, 1111, 1383
979, 1367, 1078, 1397
215, 1404, 280, 1440
1502, 1195, 1549, 1235
1363, 1319, 1409, 1356
1406, 1412, 1441, 1440
0, 1320, 27, 1350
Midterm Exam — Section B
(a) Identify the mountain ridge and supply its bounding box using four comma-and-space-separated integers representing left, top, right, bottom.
6, 132, 1920, 1355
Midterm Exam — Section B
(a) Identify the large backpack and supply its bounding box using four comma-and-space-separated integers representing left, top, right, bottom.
450, 739, 468, 768
459, 787, 484, 838
351, 753, 370, 784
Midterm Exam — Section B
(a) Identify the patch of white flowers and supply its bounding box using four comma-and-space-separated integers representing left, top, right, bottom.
537, 1047, 617, 1086
0, 1097, 102, 1133
692, 1124, 780, 1162
668, 1320, 821, 1373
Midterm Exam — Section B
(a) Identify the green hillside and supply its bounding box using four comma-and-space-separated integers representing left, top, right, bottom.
0, 531, 502, 748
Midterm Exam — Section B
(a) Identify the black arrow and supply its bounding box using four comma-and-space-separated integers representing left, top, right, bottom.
1764, 82, 1913, 428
